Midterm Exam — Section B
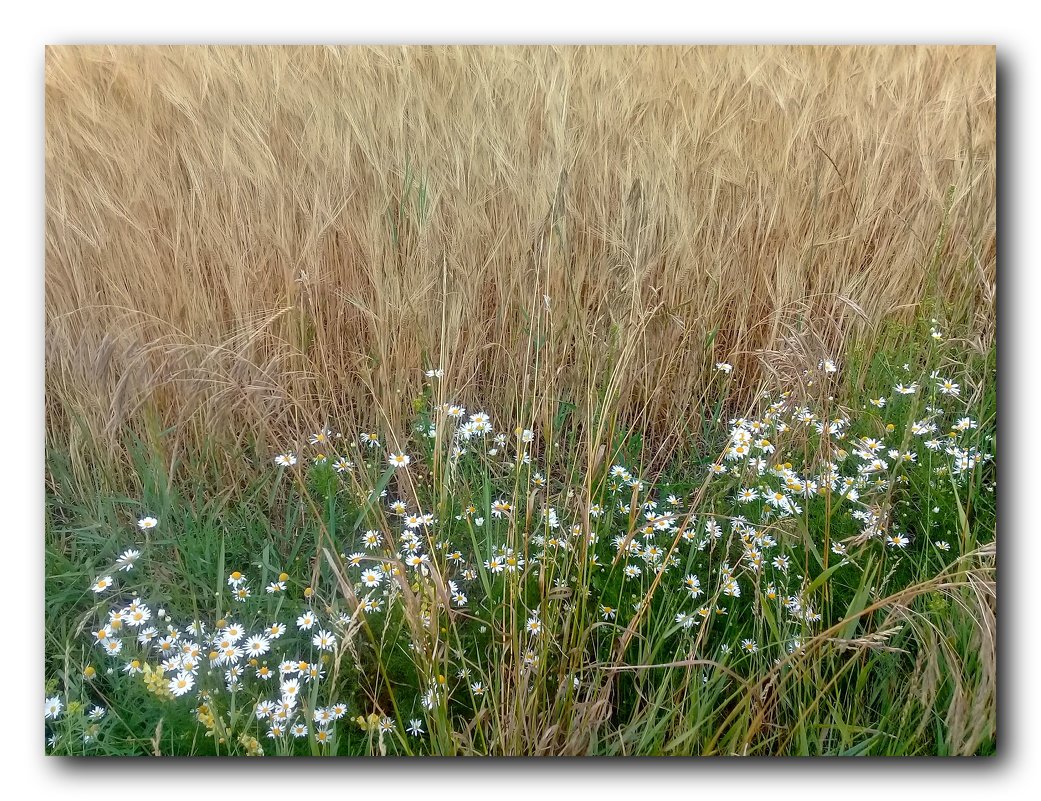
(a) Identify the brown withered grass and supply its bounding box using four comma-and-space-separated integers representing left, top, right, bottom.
45, 45, 995, 479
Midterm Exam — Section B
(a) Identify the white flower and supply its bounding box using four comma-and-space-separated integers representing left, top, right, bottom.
137, 516, 158, 530
114, 549, 141, 572
168, 671, 195, 697
45, 696, 63, 719
388, 453, 411, 468
360, 568, 383, 588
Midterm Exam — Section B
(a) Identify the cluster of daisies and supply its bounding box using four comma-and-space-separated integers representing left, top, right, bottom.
53, 529, 369, 753
48, 343, 993, 754
272, 394, 532, 475
275, 356, 988, 657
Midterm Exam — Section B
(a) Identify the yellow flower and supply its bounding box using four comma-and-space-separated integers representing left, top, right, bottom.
142, 664, 175, 700
239, 732, 264, 756
354, 712, 382, 732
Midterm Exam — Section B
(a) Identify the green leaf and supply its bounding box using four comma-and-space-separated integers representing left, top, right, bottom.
839, 554, 876, 639
351, 466, 396, 534
805, 559, 846, 597
836, 734, 880, 756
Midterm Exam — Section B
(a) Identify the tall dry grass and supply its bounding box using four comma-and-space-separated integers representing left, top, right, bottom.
45, 45, 995, 481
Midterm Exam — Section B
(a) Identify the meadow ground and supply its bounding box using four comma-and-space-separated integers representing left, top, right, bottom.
44, 45, 995, 756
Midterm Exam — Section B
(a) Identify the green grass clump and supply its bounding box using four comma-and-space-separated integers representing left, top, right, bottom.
44, 322, 995, 756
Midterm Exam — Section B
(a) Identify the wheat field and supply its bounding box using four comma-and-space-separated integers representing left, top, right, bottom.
45, 45, 995, 477
43, 45, 997, 757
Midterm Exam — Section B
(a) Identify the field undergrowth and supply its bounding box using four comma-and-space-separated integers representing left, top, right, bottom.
45, 318, 996, 755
